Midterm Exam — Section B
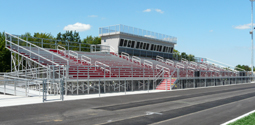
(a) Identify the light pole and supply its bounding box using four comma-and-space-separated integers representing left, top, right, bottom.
251, 0, 255, 75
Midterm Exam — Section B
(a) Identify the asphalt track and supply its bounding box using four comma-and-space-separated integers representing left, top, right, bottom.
0, 83, 255, 125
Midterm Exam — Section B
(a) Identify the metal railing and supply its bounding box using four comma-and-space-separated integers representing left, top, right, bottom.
99, 24, 177, 44
57, 45, 66, 56
5, 32, 69, 67
81, 55, 91, 65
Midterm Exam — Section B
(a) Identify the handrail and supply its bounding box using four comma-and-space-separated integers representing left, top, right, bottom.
156, 55, 164, 62
181, 58, 189, 66
176, 62, 184, 68
144, 60, 153, 68
132, 56, 141, 65
109, 45, 116, 52
6, 40, 58, 65
189, 61, 197, 68
187, 66, 195, 70
199, 64, 207, 70
95, 61, 111, 75
57, 45, 66, 56
121, 52, 129, 60
209, 67, 219, 71
154, 68, 165, 81
166, 59, 174, 67
156, 64, 170, 73
81, 55, 91, 65
69, 50, 78, 62
5, 32, 69, 63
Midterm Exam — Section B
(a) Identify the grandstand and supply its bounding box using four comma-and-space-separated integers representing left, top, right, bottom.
0, 24, 253, 97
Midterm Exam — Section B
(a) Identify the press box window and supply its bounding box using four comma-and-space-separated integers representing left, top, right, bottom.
163, 46, 166, 52
143, 43, 146, 49
146, 43, 150, 50
131, 41, 135, 48
119, 39, 124, 46
140, 42, 144, 49
159, 46, 162, 51
127, 40, 131, 47
136, 42, 140, 48
124, 40, 128, 46
151, 44, 154, 50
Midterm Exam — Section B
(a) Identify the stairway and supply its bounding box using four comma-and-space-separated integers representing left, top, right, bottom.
156, 79, 176, 90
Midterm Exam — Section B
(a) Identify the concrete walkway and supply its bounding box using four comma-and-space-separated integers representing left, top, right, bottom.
0, 89, 165, 107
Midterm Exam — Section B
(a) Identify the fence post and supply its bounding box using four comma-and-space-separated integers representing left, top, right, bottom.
148, 78, 149, 93
26, 80, 28, 97
125, 79, 126, 95
14, 79, 16, 96
4, 80, 6, 95
99, 79, 100, 97
41, 39, 43, 48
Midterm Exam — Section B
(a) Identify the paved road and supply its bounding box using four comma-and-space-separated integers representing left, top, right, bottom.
0, 83, 255, 125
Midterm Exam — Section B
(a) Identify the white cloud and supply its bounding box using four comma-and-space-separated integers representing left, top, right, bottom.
143, 9, 151, 12
88, 15, 98, 18
234, 23, 252, 29
155, 9, 164, 14
63, 22, 91, 32
209, 30, 213, 32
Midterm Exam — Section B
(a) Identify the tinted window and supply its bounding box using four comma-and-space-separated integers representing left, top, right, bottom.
151, 44, 154, 50
143, 43, 146, 49
163, 46, 166, 52
127, 40, 131, 47
131, 41, 135, 48
124, 40, 127, 46
159, 46, 162, 51
165, 47, 169, 52
140, 42, 143, 49
154, 45, 157, 51
168, 47, 172, 53
136, 42, 140, 48
146, 43, 149, 50
156, 45, 160, 51
119, 39, 124, 46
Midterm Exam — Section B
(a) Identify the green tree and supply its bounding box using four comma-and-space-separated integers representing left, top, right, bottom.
0, 32, 11, 72
235, 64, 251, 71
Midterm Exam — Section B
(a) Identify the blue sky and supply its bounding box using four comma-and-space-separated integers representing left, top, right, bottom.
0, 0, 254, 67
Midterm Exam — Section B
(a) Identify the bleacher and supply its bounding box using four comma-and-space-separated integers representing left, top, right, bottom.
8, 43, 237, 80
5, 32, 248, 95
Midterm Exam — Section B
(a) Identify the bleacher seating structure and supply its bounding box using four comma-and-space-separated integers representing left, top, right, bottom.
5, 32, 248, 93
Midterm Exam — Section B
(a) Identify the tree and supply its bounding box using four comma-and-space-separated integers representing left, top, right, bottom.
33, 32, 54, 39
0, 32, 11, 72
187, 54, 195, 61
59, 30, 81, 42
181, 52, 188, 59
235, 64, 251, 71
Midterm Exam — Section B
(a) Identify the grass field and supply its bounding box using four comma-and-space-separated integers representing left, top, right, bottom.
229, 112, 255, 125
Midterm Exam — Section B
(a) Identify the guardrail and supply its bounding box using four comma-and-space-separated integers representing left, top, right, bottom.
57, 45, 66, 56
166, 59, 174, 67
99, 24, 177, 44
121, 52, 129, 60
69, 50, 78, 62
5, 32, 69, 67
132, 56, 141, 65
95, 61, 111, 76
144, 60, 153, 68
81, 55, 91, 65
156, 55, 164, 62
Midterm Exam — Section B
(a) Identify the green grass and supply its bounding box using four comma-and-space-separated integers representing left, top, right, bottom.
229, 112, 255, 125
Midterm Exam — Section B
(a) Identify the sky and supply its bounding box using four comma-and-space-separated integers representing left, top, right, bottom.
0, 0, 254, 67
